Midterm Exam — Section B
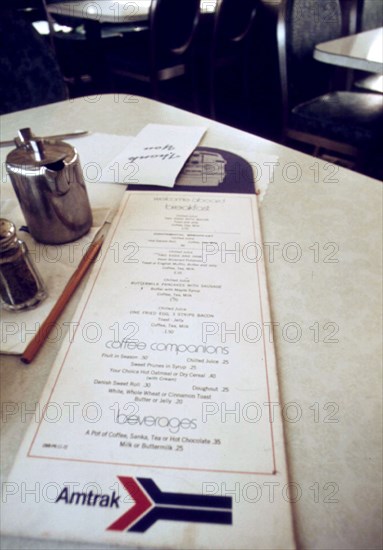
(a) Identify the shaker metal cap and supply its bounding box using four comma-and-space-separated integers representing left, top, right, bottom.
0, 219, 17, 250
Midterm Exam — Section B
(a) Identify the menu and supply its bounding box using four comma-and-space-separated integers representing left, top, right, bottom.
1, 191, 296, 549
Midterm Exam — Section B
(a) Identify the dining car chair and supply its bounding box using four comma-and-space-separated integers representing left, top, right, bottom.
277, 0, 383, 168
105, 0, 201, 102
7, 0, 101, 94
357, 0, 383, 30
0, 9, 68, 115
6, 0, 56, 48
207, 0, 258, 119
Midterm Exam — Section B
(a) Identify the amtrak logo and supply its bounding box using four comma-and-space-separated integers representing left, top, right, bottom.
108, 476, 232, 533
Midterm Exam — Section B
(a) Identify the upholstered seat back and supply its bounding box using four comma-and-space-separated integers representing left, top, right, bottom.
282, 0, 343, 108
0, 10, 67, 114
357, 0, 383, 31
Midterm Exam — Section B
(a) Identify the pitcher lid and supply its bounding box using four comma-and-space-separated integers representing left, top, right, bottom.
5, 128, 76, 169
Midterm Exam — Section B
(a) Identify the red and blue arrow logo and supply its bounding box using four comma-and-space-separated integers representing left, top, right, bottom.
108, 477, 232, 533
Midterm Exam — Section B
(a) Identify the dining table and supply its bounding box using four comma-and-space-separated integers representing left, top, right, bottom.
47, 0, 218, 25
46, 0, 219, 87
313, 26, 383, 73
0, 94, 382, 550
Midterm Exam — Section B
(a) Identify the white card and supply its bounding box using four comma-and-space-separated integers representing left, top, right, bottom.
101, 124, 206, 187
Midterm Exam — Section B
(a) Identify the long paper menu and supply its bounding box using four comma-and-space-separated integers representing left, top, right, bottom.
2, 191, 296, 549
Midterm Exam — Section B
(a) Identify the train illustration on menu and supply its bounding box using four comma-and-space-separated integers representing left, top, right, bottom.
176, 149, 227, 187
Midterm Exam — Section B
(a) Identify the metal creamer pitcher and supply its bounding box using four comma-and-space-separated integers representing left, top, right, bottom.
6, 128, 92, 244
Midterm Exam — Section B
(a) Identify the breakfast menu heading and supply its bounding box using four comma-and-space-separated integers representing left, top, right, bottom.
2, 192, 295, 549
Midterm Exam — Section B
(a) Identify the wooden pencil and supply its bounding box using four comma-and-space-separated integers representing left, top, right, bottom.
21, 235, 104, 364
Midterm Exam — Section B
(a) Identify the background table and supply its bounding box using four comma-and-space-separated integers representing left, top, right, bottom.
355, 73, 383, 93
48, 0, 217, 24
0, 95, 382, 550
314, 26, 383, 73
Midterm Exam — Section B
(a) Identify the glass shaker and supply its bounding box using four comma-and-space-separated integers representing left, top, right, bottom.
0, 219, 47, 311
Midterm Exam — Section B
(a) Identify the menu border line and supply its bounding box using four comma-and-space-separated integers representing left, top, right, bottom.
26, 454, 278, 476
250, 198, 277, 474
27, 192, 277, 476
26, 194, 133, 457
